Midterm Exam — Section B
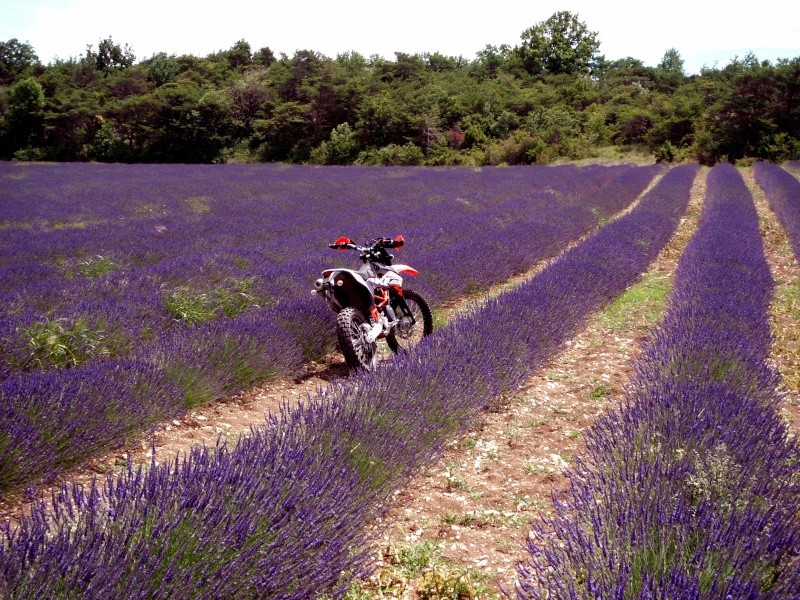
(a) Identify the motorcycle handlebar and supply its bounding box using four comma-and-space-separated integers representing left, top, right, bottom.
375, 238, 403, 249
328, 236, 404, 252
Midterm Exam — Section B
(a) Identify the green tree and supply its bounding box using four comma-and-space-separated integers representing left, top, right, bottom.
774, 57, 800, 144
86, 37, 135, 72
473, 44, 513, 79
256, 46, 276, 67
254, 101, 313, 160
655, 48, 686, 91
147, 52, 179, 87
355, 91, 408, 148
229, 71, 272, 133
226, 40, 252, 69
693, 57, 781, 163
309, 122, 359, 164
0, 38, 39, 84
102, 94, 164, 160
148, 82, 232, 162
518, 11, 600, 76
1, 76, 45, 156
378, 52, 427, 82
597, 56, 655, 90
41, 90, 101, 160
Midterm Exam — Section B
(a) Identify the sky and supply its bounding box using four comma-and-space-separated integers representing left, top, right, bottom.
2, 0, 799, 75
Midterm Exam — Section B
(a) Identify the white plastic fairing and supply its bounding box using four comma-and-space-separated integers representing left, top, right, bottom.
393, 264, 419, 277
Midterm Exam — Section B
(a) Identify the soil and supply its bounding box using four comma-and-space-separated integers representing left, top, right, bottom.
2, 166, 798, 599
745, 169, 800, 428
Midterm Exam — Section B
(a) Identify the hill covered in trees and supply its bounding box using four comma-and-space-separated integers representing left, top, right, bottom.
1, 12, 798, 165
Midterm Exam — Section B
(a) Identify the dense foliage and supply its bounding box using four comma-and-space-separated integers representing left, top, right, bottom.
518, 164, 800, 597
0, 165, 694, 599
0, 161, 657, 493
0, 12, 798, 165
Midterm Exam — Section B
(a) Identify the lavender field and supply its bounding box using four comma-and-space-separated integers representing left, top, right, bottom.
0, 162, 691, 598
1, 161, 799, 598
0, 161, 658, 492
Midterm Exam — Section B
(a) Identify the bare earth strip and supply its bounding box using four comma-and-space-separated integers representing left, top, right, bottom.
743, 169, 800, 432
0, 170, 665, 526
352, 168, 708, 597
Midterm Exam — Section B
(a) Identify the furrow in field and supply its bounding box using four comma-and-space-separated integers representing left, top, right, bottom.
744, 167, 800, 430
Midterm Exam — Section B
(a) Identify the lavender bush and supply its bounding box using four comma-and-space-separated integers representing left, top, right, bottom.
518, 164, 800, 598
754, 161, 800, 260
0, 165, 697, 598
0, 163, 662, 492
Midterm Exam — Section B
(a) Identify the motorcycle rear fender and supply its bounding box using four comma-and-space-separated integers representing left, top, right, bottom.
326, 269, 375, 314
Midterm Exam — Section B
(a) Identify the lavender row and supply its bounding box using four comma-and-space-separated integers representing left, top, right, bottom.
0, 163, 640, 380
0, 165, 697, 598
518, 164, 800, 598
0, 164, 662, 493
754, 161, 800, 261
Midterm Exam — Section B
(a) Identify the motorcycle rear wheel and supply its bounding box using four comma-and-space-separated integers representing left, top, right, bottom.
336, 307, 378, 370
387, 289, 433, 354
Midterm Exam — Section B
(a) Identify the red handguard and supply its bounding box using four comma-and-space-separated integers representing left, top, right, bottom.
379, 235, 404, 249
330, 236, 353, 251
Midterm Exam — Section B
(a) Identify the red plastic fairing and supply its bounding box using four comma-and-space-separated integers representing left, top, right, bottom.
333, 236, 352, 245
323, 269, 335, 277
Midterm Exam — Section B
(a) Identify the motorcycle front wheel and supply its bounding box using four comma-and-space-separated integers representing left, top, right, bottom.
387, 289, 433, 354
336, 307, 378, 370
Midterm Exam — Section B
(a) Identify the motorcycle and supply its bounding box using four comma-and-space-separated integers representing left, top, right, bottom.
312, 235, 433, 370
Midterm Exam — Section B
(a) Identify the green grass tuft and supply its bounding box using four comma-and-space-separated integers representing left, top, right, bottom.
77, 254, 117, 278
164, 276, 265, 325
599, 272, 671, 331
339, 540, 496, 599
16, 316, 127, 370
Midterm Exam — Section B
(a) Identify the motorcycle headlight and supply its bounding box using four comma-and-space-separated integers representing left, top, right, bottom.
314, 278, 324, 291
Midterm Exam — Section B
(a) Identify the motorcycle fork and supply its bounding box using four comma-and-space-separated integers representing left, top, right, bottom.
389, 288, 414, 321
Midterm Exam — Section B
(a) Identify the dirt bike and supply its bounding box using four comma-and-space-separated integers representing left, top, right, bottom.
312, 235, 434, 370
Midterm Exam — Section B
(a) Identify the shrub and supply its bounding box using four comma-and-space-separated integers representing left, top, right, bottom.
355, 142, 425, 165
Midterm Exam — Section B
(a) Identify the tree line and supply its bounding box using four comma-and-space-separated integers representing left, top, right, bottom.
1, 12, 798, 166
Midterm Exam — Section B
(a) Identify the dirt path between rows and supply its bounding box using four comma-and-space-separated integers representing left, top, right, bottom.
346, 168, 708, 597
0, 171, 665, 527
746, 169, 800, 429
